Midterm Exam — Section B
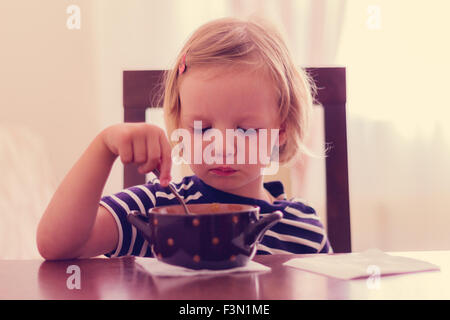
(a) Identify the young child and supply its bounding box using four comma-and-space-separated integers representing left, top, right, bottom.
37, 17, 332, 260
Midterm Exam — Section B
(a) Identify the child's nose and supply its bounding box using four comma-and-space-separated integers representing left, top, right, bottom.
209, 128, 237, 162
217, 132, 236, 156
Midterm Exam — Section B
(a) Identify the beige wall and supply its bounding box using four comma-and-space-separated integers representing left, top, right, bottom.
0, 0, 100, 182
0, 0, 99, 258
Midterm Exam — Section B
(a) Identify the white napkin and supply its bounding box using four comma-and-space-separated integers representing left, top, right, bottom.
135, 257, 270, 277
283, 249, 440, 280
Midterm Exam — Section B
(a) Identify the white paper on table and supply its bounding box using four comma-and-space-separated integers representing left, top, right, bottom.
135, 257, 271, 277
283, 249, 440, 280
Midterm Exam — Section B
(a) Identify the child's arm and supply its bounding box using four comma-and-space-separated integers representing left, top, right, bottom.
36, 123, 172, 260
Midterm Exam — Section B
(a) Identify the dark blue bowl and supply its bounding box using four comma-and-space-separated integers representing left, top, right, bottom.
127, 203, 282, 270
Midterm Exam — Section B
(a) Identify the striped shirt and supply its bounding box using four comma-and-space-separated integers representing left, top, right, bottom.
99, 175, 333, 258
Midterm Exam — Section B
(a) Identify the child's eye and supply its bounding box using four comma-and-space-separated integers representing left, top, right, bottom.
194, 127, 211, 133
194, 127, 260, 134
237, 127, 260, 134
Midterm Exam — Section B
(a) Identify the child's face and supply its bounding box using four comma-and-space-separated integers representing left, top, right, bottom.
178, 66, 286, 193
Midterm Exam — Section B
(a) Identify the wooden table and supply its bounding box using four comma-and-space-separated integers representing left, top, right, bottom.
0, 251, 448, 300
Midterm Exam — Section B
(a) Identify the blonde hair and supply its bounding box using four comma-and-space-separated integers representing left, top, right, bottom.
160, 16, 317, 164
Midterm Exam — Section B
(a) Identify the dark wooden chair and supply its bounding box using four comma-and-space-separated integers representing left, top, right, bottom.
122, 68, 351, 253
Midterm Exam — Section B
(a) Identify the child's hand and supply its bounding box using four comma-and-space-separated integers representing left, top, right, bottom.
100, 123, 172, 185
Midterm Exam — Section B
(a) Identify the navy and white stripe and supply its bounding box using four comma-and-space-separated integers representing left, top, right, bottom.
99, 175, 332, 258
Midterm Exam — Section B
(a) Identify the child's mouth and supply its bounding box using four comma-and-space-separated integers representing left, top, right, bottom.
210, 167, 238, 176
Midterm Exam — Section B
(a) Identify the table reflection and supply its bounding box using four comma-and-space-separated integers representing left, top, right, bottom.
37, 257, 263, 299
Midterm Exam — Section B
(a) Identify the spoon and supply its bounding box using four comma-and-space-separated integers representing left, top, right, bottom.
153, 168, 191, 215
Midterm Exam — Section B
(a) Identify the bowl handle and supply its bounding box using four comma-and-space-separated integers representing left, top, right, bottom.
244, 210, 283, 246
126, 210, 153, 239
